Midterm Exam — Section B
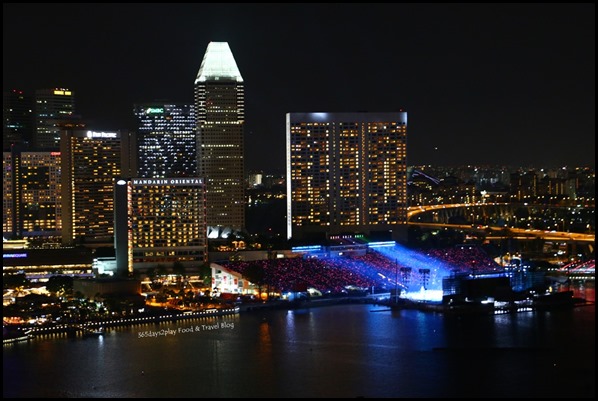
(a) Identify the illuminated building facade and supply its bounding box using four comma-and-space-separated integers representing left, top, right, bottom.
60, 130, 122, 246
3, 148, 62, 239
134, 103, 196, 178
114, 177, 208, 275
18, 150, 61, 238
2, 152, 14, 236
2, 247, 94, 280
3, 89, 33, 151
286, 112, 408, 241
34, 88, 77, 150
194, 42, 245, 238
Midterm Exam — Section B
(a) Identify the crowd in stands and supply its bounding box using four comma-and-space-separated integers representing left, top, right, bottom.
424, 245, 503, 274
559, 259, 596, 274
219, 244, 508, 294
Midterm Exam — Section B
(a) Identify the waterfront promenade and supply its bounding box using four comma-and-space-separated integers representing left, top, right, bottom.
4, 306, 240, 341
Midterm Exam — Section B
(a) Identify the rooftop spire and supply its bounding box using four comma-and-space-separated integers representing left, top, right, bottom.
195, 42, 243, 84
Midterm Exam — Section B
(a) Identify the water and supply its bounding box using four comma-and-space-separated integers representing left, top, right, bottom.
3, 303, 595, 398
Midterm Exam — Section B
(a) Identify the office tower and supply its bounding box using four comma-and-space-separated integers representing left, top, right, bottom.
194, 42, 245, 239
3, 89, 33, 151
286, 112, 408, 241
114, 177, 208, 275
134, 103, 196, 178
60, 130, 122, 246
33, 88, 76, 150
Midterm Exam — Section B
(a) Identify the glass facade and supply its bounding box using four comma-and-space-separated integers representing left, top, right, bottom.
195, 42, 245, 238
3, 89, 33, 151
134, 104, 196, 178
34, 88, 75, 150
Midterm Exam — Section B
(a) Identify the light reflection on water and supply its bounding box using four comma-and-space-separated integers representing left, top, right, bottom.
3, 303, 595, 398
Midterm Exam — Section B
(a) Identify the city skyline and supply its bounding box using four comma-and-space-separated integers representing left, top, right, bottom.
3, 3, 595, 172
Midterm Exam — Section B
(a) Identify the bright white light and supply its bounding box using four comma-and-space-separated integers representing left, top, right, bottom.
401, 288, 444, 302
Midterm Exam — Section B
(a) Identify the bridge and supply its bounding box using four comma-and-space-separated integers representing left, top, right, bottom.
407, 203, 595, 243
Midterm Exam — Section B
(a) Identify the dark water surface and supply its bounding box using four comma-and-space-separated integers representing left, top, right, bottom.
3, 303, 595, 398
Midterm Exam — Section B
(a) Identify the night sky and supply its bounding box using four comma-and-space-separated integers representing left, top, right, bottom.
3, 3, 595, 173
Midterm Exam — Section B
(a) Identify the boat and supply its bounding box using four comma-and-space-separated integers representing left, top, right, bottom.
66, 325, 105, 338
82, 326, 105, 337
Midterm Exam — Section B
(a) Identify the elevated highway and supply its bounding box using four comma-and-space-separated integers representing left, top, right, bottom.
407, 203, 595, 243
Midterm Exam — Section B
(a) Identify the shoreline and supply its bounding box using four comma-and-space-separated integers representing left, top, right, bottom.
5, 294, 594, 342
4, 306, 240, 340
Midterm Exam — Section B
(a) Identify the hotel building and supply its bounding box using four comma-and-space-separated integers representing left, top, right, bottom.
114, 177, 208, 275
286, 112, 408, 241
60, 130, 123, 246
194, 42, 245, 238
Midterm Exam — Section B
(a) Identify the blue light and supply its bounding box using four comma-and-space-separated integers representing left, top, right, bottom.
3, 253, 27, 258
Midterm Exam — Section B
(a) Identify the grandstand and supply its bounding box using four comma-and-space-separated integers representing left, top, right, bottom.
218, 242, 516, 302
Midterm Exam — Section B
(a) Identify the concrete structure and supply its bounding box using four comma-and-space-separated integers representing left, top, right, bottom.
195, 42, 245, 239
3, 148, 62, 239
33, 88, 77, 150
2, 247, 93, 279
114, 177, 208, 275
60, 130, 123, 246
286, 112, 408, 242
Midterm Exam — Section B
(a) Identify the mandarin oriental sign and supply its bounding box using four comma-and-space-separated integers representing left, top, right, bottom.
132, 178, 203, 186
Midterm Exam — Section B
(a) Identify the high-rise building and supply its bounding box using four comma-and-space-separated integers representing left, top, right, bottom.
286, 112, 408, 241
3, 89, 33, 151
134, 103, 196, 178
7, 148, 62, 239
509, 170, 538, 202
194, 42, 245, 239
114, 177, 208, 275
2, 151, 14, 237
60, 130, 123, 245
3, 146, 62, 240
34, 88, 77, 150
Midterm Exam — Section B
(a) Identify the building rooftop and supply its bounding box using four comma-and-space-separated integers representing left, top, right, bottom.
195, 42, 243, 83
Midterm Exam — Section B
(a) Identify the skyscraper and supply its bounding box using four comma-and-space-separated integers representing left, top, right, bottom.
3, 89, 33, 151
134, 103, 196, 178
3, 148, 62, 239
60, 130, 123, 246
34, 88, 77, 150
286, 112, 408, 241
194, 42, 245, 239
2, 151, 15, 237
